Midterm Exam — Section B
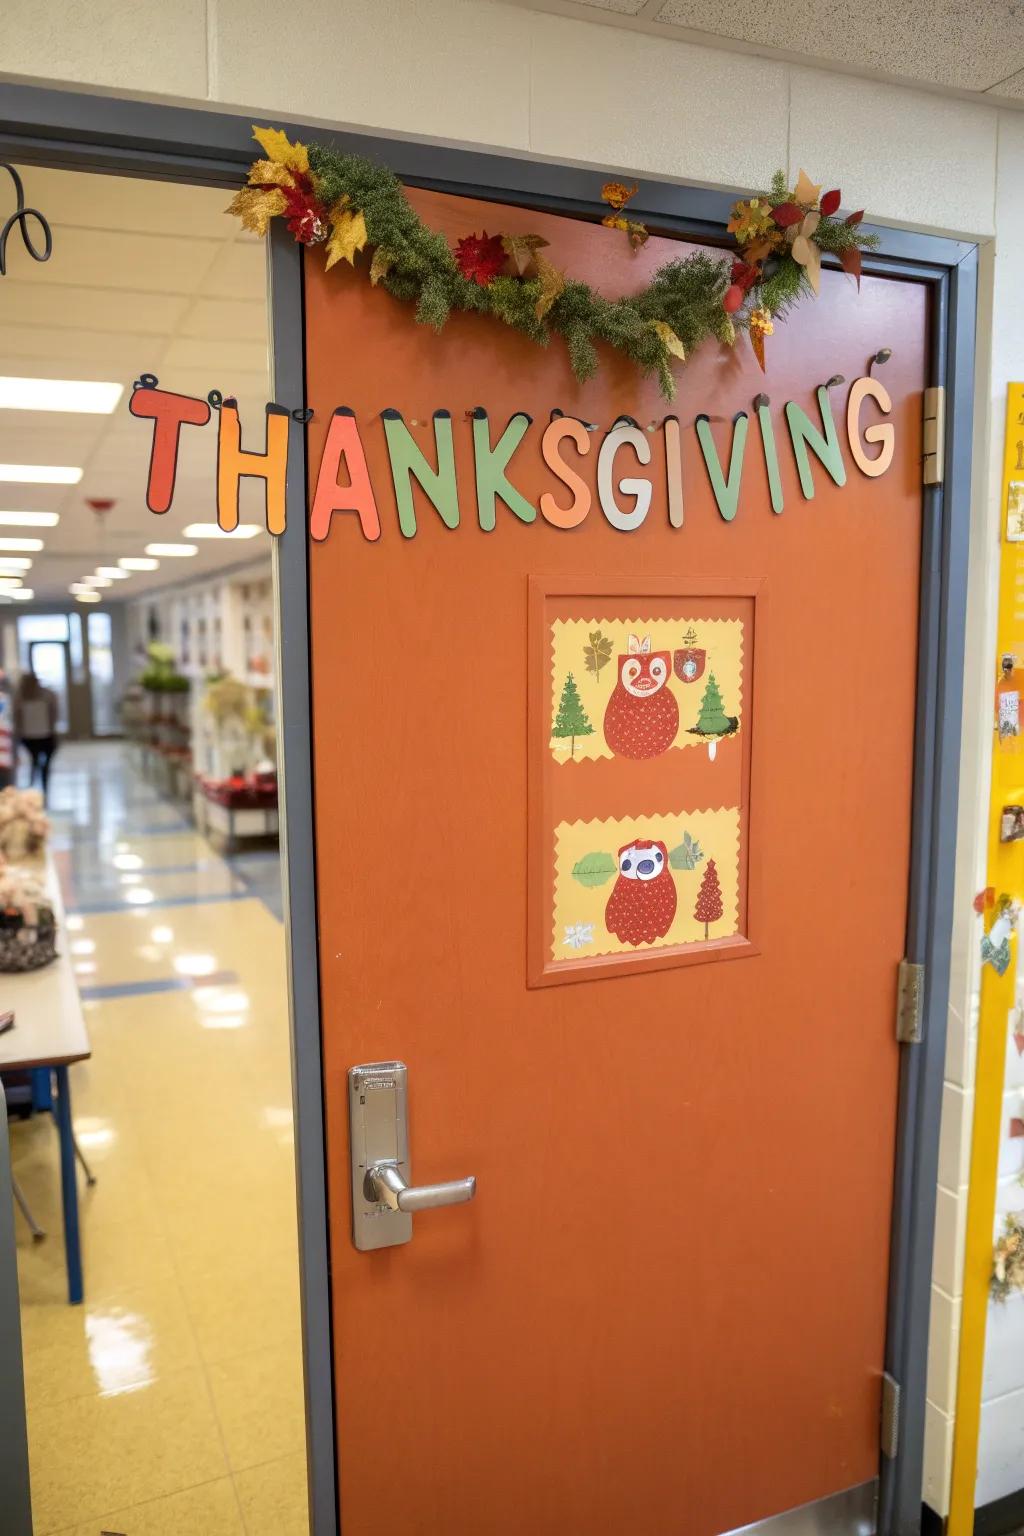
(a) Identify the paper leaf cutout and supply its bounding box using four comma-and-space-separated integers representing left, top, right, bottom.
247, 159, 295, 189
583, 629, 613, 679
325, 207, 368, 270
252, 125, 309, 176
668, 832, 705, 871
501, 233, 549, 276
226, 186, 287, 237
820, 188, 841, 215
974, 886, 996, 914
839, 246, 863, 288
572, 851, 618, 888
369, 247, 394, 287
771, 201, 804, 228
626, 220, 650, 249
750, 326, 766, 372
652, 320, 686, 361
793, 169, 822, 207
534, 254, 565, 319
845, 209, 865, 227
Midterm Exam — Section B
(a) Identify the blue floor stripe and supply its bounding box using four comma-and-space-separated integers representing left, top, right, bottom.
70, 889, 257, 916
79, 968, 239, 1002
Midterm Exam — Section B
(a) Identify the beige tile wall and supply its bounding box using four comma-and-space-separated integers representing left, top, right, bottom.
5, 0, 1024, 1516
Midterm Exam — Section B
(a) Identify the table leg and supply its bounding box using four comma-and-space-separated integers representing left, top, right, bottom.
53, 1066, 83, 1305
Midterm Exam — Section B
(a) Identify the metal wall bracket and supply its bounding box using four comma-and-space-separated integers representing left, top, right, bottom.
896, 959, 925, 1044
923, 386, 945, 486
880, 1371, 901, 1460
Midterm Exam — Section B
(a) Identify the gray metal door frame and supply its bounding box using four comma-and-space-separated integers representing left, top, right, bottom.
0, 81, 978, 1536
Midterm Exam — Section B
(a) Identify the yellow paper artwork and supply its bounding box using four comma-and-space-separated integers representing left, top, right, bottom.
549, 616, 744, 763
553, 809, 741, 961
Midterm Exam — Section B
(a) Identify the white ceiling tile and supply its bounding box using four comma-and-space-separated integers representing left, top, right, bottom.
0, 332, 164, 370
0, 284, 188, 337
200, 241, 268, 301
180, 299, 269, 342
992, 67, 1024, 98
7, 166, 233, 240
18, 225, 220, 296
651, 0, 1024, 91
161, 338, 270, 380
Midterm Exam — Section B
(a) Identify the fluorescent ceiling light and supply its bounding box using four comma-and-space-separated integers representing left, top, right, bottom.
119, 557, 158, 571
82, 575, 112, 587
9, 590, 33, 602
74, 591, 100, 603
95, 567, 129, 579
70, 583, 95, 594
0, 558, 32, 571
0, 578, 23, 588
0, 377, 123, 414
0, 538, 42, 552
183, 523, 261, 540
145, 543, 197, 558
0, 512, 59, 528
0, 464, 82, 485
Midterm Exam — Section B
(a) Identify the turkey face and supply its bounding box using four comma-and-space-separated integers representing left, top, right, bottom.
619, 651, 670, 698
617, 839, 668, 881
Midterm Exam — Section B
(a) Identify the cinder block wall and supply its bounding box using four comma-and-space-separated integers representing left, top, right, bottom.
3, 0, 1019, 1513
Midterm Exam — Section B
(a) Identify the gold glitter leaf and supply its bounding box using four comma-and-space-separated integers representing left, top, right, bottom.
251, 125, 309, 176
325, 206, 368, 271
226, 186, 286, 238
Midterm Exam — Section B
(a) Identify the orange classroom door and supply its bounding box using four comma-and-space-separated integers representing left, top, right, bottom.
304, 188, 926, 1535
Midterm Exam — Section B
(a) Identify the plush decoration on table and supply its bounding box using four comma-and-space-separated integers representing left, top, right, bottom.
0, 862, 56, 972
0, 787, 48, 860
228, 128, 878, 398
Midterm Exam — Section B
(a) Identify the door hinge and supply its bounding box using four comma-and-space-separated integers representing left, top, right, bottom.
896, 959, 924, 1044
923, 386, 945, 486
880, 1371, 901, 1459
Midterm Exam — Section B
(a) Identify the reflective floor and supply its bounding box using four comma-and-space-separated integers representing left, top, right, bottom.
10, 742, 308, 1535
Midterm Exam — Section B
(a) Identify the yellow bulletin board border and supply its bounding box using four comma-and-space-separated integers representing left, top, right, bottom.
948, 384, 1024, 1535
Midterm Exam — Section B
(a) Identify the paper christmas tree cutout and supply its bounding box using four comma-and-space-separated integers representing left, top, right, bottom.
694, 857, 724, 940
552, 672, 594, 758
688, 671, 737, 759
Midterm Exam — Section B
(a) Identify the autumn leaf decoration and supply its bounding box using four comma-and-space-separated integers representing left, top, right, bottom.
600, 180, 649, 249
723, 169, 874, 369
454, 231, 506, 287
583, 629, 613, 681
226, 126, 878, 398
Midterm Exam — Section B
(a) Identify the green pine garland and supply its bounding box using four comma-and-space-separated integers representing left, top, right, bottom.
252, 138, 879, 401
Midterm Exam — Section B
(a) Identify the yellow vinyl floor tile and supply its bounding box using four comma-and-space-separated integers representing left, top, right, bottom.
16, 744, 308, 1536
28, 1366, 230, 1533
56, 1474, 245, 1535
234, 1452, 310, 1536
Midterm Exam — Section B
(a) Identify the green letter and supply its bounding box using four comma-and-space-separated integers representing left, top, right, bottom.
755, 398, 784, 514
382, 409, 460, 539
785, 386, 847, 500
472, 410, 536, 531
695, 413, 748, 523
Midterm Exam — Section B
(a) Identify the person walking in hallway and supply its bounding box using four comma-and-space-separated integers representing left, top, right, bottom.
14, 671, 59, 801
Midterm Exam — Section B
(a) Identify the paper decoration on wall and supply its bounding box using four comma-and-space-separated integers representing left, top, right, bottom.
688, 672, 739, 760
129, 371, 895, 539
552, 810, 740, 961
605, 840, 677, 945
1007, 482, 1024, 543
603, 635, 679, 760
549, 617, 743, 765
535, 587, 753, 981
552, 674, 594, 759
847, 377, 895, 478
694, 858, 725, 940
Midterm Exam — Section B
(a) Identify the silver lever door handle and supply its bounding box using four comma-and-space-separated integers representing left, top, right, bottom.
365, 1161, 476, 1214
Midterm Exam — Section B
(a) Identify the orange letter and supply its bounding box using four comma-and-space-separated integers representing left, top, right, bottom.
846, 376, 895, 478
129, 386, 210, 514
309, 408, 381, 544
540, 417, 592, 529
217, 400, 289, 534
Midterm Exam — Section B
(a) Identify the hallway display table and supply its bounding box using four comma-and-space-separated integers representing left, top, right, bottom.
0, 853, 90, 1304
